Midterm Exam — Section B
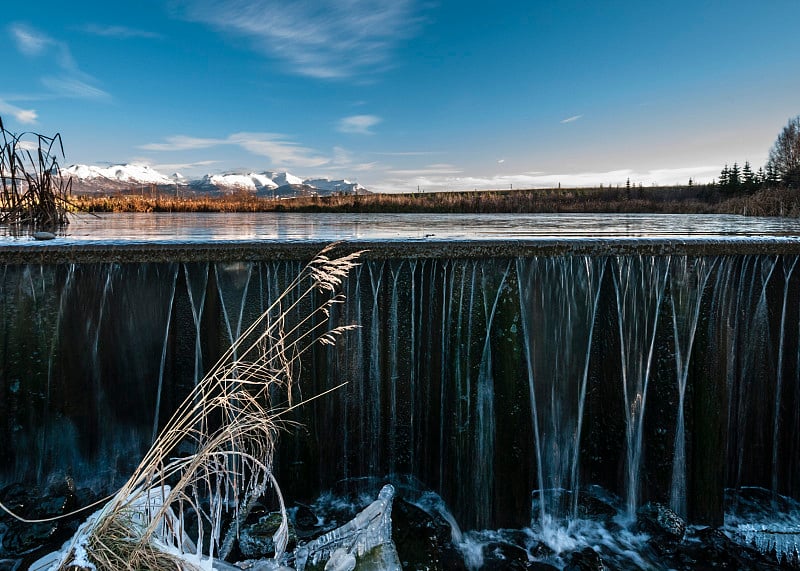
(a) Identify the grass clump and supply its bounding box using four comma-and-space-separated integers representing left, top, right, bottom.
0, 115, 73, 229
48, 245, 361, 571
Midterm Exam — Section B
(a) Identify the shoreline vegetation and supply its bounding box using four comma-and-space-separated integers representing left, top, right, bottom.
72, 185, 800, 217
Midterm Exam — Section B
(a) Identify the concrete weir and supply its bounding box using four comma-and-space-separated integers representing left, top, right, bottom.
2, 215, 800, 531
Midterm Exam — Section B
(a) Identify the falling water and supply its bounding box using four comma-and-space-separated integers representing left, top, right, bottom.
184, 262, 210, 387
517, 256, 605, 524
2, 253, 800, 544
668, 257, 715, 518
152, 265, 179, 441
611, 255, 670, 519
773, 256, 798, 497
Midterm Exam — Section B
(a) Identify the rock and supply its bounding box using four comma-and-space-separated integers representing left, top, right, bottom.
238, 512, 297, 559
665, 526, 787, 571
32, 232, 56, 241
636, 502, 686, 546
293, 503, 328, 540
1, 522, 59, 556
531, 490, 616, 523
0, 478, 81, 558
563, 547, 604, 571
481, 541, 538, 570
391, 499, 456, 570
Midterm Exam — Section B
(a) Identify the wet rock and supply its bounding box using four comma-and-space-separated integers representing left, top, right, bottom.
391, 499, 461, 570
481, 541, 539, 570
292, 503, 329, 540
529, 541, 555, 560
636, 502, 686, 546
667, 526, 787, 570
32, 232, 56, 241
1, 522, 59, 556
238, 512, 297, 559
0, 478, 83, 558
563, 547, 605, 571
531, 490, 616, 523
0, 559, 21, 571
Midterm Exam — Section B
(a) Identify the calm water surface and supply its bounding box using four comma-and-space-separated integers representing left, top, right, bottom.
2, 212, 800, 245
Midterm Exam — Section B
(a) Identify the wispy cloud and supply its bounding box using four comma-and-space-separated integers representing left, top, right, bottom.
371, 166, 720, 193
140, 135, 224, 152
560, 114, 583, 124
9, 23, 109, 102
11, 25, 49, 56
81, 24, 162, 39
147, 159, 221, 172
41, 76, 110, 100
387, 163, 462, 176
0, 98, 38, 124
372, 151, 444, 157
338, 114, 381, 135
176, 0, 423, 79
140, 132, 329, 168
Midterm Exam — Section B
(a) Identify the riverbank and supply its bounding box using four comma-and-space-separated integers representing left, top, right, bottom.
71, 186, 800, 217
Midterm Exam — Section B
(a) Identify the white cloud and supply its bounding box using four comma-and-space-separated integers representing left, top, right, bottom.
387, 163, 462, 176
140, 132, 330, 169
14, 141, 39, 151
370, 166, 720, 194
338, 114, 381, 135
9, 23, 108, 103
228, 132, 329, 167
82, 24, 162, 39
10, 24, 50, 56
176, 0, 422, 79
140, 135, 224, 152
41, 77, 110, 100
0, 98, 38, 124
560, 114, 583, 124
148, 159, 221, 172
372, 150, 444, 157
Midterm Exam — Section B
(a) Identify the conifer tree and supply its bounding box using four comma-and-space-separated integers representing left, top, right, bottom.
729, 162, 741, 189
719, 164, 730, 188
742, 161, 755, 192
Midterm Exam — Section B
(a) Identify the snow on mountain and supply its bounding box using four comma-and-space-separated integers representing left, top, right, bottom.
62, 163, 176, 185
63, 163, 369, 195
199, 173, 279, 192
304, 178, 367, 194
265, 171, 305, 187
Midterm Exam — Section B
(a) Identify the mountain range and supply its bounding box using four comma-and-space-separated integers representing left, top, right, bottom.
61, 164, 368, 196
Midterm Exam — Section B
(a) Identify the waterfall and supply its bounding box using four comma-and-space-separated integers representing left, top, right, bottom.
773, 256, 798, 497
611, 255, 670, 519
668, 256, 715, 518
517, 256, 605, 525
2, 253, 800, 532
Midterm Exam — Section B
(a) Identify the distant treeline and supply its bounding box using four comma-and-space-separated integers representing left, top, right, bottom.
72, 184, 800, 217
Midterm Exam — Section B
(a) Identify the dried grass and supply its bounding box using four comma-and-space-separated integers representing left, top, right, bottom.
50, 245, 362, 571
0, 115, 73, 228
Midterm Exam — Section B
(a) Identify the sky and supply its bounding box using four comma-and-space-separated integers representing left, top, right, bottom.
1, 0, 799, 193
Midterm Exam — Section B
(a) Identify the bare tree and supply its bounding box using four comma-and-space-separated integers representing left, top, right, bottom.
767, 115, 800, 188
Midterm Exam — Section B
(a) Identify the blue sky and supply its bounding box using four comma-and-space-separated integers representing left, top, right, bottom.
2, 0, 799, 192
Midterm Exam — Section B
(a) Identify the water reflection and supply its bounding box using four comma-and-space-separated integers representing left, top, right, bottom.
2, 212, 800, 244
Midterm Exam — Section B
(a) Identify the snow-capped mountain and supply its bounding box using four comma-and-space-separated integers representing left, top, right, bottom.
62, 164, 368, 196
195, 172, 279, 192
62, 163, 176, 186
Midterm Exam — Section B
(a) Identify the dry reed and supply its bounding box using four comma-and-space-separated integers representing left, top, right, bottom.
48, 245, 362, 571
0, 115, 73, 228
71, 184, 795, 216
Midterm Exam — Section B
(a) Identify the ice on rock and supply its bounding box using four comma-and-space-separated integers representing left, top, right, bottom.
294, 484, 400, 571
